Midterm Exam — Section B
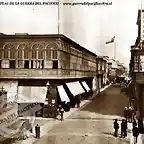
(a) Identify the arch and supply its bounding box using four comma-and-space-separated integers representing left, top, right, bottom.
31, 43, 43, 59
45, 43, 58, 60
18, 43, 29, 59
3, 43, 16, 59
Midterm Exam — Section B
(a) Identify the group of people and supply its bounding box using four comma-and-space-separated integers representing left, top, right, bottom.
124, 106, 135, 122
113, 118, 142, 143
113, 118, 128, 138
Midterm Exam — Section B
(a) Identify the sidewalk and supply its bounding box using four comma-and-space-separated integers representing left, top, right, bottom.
12, 84, 112, 144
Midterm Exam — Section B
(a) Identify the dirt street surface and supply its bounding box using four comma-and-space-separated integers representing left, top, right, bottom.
33, 84, 130, 144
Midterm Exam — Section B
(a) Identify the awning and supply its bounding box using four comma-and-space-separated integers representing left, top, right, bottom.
81, 81, 90, 92
57, 85, 70, 103
66, 81, 85, 96
18, 86, 47, 103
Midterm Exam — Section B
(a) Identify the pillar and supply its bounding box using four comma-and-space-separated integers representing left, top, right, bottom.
139, 84, 143, 119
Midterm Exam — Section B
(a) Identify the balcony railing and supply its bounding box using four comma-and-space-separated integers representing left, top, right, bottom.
0, 68, 95, 79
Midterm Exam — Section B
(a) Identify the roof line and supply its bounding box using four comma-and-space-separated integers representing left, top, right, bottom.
0, 33, 97, 57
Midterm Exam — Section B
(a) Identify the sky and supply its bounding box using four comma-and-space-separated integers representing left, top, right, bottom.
0, 0, 141, 68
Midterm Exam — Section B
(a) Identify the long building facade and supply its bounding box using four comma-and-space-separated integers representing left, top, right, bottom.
0, 33, 98, 118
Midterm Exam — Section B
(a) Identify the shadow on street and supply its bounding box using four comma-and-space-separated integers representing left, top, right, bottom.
80, 84, 129, 117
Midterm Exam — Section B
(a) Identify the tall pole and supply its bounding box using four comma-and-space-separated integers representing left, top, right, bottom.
58, 0, 60, 34
114, 41, 116, 60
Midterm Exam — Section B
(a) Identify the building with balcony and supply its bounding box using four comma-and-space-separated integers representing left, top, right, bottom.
0, 33, 98, 117
129, 9, 144, 119
96, 56, 107, 89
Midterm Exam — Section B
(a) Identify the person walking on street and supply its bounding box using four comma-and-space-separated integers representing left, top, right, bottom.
133, 126, 139, 144
113, 119, 119, 137
121, 119, 126, 138
138, 118, 143, 129
128, 106, 133, 122
124, 119, 128, 137
133, 119, 137, 129
124, 107, 128, 121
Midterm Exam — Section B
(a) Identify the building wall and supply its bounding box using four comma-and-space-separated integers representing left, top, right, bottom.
141, 11, 144, 40
0, 37, 97, 78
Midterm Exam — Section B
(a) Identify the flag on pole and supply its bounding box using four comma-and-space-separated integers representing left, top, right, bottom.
105, 36, 115, 44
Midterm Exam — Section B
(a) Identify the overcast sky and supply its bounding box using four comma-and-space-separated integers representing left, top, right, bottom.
0, 0, 141, 68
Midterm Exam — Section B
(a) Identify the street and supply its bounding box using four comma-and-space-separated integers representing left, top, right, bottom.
33, 84, 131, 144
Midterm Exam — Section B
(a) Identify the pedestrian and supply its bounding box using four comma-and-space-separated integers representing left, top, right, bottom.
138, 118, 143, 129
133, 126, 139, 144
124, 119, 128, 137
76, 95, 81, 108
124, 107, 128, 121
128, 107, 133, 122
59, 104, 64, 121
113, 119, 119, 137
133, 119, 137, 129
121, 119, 126, 138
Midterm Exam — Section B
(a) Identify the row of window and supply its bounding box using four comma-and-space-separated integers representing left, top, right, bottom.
97, 64, 105, 71
0, 49, 57, 60
0, 59, 97, 72
0, 60, 58, 69
134, 62, 144, 72
60, 61, 96, 71
61, 44, 96, 63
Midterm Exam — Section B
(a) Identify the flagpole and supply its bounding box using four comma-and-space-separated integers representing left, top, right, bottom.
141, 0, 142, 40
58, 0, 60, 34
114, 41, 116, 60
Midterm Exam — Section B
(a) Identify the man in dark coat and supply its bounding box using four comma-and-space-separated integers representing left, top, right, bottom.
75, 95, 81, 108
113, 119, 119, 137
133, 127, 139, 143
124, 119, 128, 137
133, 119, 137, 129
138, 118, 143, 129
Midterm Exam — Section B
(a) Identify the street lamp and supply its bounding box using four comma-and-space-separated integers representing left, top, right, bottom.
105, 36, 116, 60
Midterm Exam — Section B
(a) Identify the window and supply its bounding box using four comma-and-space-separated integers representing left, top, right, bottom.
37, 61, 41, 68
24, 60, 29, 69
41, 60, 44, 69
31, 61, 33, 69
134, 63, 138, 72
52, 61, 58, 69
32, 44, 43, 59
46, 48, 51, 60
134, 56, 139, 62
4, 47, 9, 59
10, 60, 15, 68
38, 50, 43, 59
32, 47, 37, 59
139, 56, 144, 72
98, 62, 101, 70
18, 45, 23, 59
24, 46, 29, 59
52, 50, 57, 59
18, 60, 23, 68
10, 49, 15, 59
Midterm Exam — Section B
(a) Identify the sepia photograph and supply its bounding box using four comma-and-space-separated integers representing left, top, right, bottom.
0, 0, 143, 143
